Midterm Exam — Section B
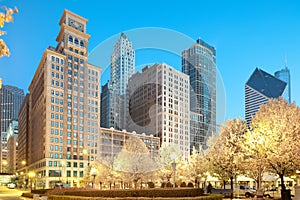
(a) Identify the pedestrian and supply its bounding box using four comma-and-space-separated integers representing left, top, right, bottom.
207, 182, 213, 194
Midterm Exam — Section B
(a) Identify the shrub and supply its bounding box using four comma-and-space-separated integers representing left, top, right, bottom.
21, 192, 33, 198
187, 182, 194, 187
180, 182, 187, 187
161, 182, 166, 188
48, 188, 204, 198
31, 189, 51, 194
147, 182, 155, 188
166, 182, 172, 187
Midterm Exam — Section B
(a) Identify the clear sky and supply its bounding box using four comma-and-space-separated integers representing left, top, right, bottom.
1, 0, 300, 124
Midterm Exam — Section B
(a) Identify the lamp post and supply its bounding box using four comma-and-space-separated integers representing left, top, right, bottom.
21, 160, 28, 188
28, 171, 36, 192
83, 148, 90, 166
59, 160, 65, 183
170, 153, 177, 188
90, 167, 97, 188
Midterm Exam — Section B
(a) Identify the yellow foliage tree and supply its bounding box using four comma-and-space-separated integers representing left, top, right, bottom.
207, 118, 247, 195
0, 6, 18, 57
245, 98, 300, 191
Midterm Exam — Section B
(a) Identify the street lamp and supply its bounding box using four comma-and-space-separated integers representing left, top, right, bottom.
90, 167, 97, 188
170, 153, 177, 188
28, 171, 36, 191
83, 148, 90, 166
59, 160, 65, 182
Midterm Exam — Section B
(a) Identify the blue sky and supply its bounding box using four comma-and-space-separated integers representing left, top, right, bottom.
1, 0, 300, 124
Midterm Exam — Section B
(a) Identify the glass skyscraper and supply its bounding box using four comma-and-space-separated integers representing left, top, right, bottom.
182, 39, 216, 151
245, 68, 286, 126
275, 67, 291, 103
101, 33, 135, 130
0, 85, 24, 172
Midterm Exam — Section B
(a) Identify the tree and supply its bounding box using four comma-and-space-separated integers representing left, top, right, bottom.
244, 98, 300, 191
186, 145, 209, 188
156, 143, 181, 185
207, 118, 247, 196
0, 6, 18, 57
114, 136, 158, 189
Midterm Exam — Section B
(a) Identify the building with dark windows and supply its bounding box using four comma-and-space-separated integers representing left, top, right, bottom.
275, 66, 291, 103
127, 63, 190, 159
17, 10, 101, 188
0, 85, 24, 173
245, 68, 287, 126
100, 81, 113, 128
182, 39, 216, 152
101, 33, 135, 130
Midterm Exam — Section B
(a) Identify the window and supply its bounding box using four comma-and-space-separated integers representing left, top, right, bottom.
80, 40, 84, 47
73, 171, 77, 177
74, 38, 79, 45
69, 35, 73, 42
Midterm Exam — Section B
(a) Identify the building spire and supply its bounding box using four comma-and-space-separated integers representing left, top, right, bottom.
284, 54, 288, 69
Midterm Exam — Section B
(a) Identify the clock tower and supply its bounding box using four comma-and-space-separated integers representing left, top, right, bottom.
56, 9, 90, 56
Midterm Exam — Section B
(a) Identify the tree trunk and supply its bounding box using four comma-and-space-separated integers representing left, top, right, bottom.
230, 177, 234, 199
279, 173, 286, 190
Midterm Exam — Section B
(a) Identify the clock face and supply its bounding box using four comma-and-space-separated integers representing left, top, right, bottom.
69, 19, 84, 32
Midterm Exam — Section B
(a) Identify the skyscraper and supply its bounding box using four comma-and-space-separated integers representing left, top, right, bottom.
275, 66, 291, 103
0, 85, 24, 172
182, 39, 216, 151
17, 10, 101, 188
127, 63, 190, 159
108, 33, 135, 130
0, 85, 24, 133
245, 68, 287, 126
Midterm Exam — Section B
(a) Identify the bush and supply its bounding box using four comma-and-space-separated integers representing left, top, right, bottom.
21, 192, 33, 198
48, 188, 204, 198
187, 182, 194, 187
180, 182, 187, 187
48, 194, 221, 200
31, 189, 51, 194
166, 182, 172, 187
147, 182, 155, 188
161, 182, 166, 188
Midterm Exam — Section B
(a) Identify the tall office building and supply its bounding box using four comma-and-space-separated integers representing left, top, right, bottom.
103, 33, 135, 130
16, 94, 29, 175
100, 81, 113, 128
17, 10, 101, 188
245, 68, 286, 126
6, 120, 18, 174
0, 85, 24, 172
182, 39, 216, 151
127, 63, 190, 159
275, 66, 291, 103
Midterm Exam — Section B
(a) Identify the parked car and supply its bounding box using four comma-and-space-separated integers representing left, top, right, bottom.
7, 182, 16, 189
233, 185, 256, 198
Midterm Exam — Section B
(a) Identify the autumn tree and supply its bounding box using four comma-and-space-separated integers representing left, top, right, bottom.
207, 118, 247, 194
186, 145, 209, 188
244, 98, 300, 191
114, 136, 158, 189
0, 6, 18, 57
156, 143, 181, 185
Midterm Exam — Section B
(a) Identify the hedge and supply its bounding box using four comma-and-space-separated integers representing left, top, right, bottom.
48, 194, 222, 200
47, 188, 204, 198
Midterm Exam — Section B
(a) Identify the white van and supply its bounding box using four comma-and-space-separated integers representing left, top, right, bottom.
234, 185, 256, 198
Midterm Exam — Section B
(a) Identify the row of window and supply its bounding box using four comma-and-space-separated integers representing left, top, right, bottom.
51, 56, 64, 65
68, 36, 85, 47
